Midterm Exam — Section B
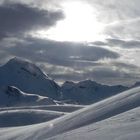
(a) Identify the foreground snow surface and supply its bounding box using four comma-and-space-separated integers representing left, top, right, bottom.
0, 87, 140, 140
50, 106, 140, 140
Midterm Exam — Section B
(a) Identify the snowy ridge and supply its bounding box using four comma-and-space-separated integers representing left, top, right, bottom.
0, 86, 140, 140
0, 86, 56, 107
4, 57, 48, 78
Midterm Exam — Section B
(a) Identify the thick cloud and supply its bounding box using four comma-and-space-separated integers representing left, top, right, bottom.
49, 61, 140, 86
0, 3, 63, 39
0, 36, 140, 85
0, 37, 119, 67
91, 38, 140, 49
107, 38, 140, 49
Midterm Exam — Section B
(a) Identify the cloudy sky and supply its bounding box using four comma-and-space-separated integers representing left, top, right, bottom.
0, 0, 140, 85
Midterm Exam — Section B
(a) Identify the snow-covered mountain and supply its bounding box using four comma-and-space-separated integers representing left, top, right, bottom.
0, 57, 61, 99
62, 80, 128, 104
0, 86, 56, 107
0, 86, 139, 140
0, 58, 130, 105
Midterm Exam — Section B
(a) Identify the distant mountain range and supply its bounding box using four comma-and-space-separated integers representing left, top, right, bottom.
61, 80, 128, 104
0, 57, 138, 105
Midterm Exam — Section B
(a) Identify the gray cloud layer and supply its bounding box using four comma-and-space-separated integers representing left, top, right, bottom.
0, 37, 119, 67
1, 36, 140, 86
91, 38, 140, 49
0, 3, 63, 39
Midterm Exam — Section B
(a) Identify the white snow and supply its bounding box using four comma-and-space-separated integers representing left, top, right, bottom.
50, 106, 140, 140
0, 86, 140, 140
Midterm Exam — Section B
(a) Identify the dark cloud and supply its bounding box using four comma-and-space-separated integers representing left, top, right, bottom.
91, 38, 140, 49
1, 36, 140, 85
0, 37, 119, 67
107, 38, 140, 48
50, 61, 140, 86
0, 36, 140, 85
90, 41, 107, 46
0, 3, 63, 39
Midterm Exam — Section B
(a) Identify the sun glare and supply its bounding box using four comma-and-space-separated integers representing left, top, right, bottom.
38, 1, 105, 42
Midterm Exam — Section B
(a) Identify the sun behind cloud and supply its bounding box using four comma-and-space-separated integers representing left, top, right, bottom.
37, 1, 105, 42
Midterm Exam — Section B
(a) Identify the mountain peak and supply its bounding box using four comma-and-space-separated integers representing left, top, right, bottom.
0, 58, 61, 99
4, 57, 48, 78
7, 57, 28, 64
5, 57, 33, 68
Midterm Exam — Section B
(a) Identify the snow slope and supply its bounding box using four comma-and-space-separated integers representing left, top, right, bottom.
0, 57, 60, 99
0, 109, 65, 127
62, 80, 128, 104
0, 86, 56, 107
50, 106, 140, 140
0, 105, 84, 112
0, 86, 139, 140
